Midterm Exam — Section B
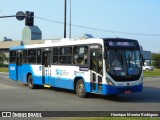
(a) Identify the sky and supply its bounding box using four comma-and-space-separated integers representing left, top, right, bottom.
0, 0, 160, 53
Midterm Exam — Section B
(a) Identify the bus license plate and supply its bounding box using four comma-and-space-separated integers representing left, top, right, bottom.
125, 90, 131, 94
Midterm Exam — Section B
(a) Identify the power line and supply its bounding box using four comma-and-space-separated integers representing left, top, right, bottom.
35, 16, 160, 37
35, 16, 64, 24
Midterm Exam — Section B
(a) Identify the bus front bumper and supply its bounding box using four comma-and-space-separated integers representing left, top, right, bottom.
102, 84, 143, 95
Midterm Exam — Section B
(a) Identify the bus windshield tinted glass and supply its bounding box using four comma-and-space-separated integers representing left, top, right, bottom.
106, 50, 142, 79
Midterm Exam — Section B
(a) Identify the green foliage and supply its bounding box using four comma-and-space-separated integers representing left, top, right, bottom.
152, 53, 160, 68
0, 52, 8, 67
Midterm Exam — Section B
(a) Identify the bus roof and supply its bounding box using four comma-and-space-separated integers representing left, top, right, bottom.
10, 38, 103, 50
9, 38, 139, 50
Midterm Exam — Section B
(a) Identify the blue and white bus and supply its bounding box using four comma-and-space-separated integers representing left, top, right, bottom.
9, 38, 143, 97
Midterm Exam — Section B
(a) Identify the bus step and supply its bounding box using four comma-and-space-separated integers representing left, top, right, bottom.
44, 85, 51, 88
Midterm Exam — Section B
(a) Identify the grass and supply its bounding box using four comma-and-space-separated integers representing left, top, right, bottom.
143, 69, 160, 77
0, 67, 8, 72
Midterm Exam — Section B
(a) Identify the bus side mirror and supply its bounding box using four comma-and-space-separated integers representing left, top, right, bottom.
140, 54, 144, 66
143, 60, 145, 66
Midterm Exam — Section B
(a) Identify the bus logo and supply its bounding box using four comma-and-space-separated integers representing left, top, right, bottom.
10, 66, 15, 71
56, 69, 62, 75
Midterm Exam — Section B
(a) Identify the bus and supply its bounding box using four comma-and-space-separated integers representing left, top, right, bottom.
9, 38, 143, 98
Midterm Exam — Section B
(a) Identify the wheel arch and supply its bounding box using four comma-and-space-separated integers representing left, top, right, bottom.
27, 72, 32, 82
74, 76, 84, 91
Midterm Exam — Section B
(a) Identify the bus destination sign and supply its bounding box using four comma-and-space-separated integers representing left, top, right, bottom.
108, 41, 136, 47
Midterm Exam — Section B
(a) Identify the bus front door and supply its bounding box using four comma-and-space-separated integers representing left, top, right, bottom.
90, 50, 103, 93
42, 51, 51, 85
17, 51, 22, 81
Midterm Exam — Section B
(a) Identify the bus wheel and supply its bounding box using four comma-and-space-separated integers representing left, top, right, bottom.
28, 75, 35, 89
107, 94, 118, 98
76, 79, 87, 98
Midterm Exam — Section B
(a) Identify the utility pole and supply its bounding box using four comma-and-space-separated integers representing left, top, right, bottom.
69, 0, 72, 38
64, 0, 67, 38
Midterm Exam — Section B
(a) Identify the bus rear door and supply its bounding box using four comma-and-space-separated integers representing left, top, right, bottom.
90, 49, 103, 93
42, 51, 51, 85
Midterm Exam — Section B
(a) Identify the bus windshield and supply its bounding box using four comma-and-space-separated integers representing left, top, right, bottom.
106, 50, 142, 81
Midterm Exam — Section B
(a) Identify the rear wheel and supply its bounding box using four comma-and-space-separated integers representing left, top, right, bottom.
76, 79, 87, 98
28, 75, 35, 89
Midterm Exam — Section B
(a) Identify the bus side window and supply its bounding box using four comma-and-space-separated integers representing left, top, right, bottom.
23, 50, 27, 63
59, 47, 65, 64
73, 46, 88, 64
65, 47, 72, 64
53, 47, 59, 64
59, 47, 72, 64
9, 51, 17, 63
17, 53, 22, 65
53, 56, 58, 64
73, 47, 79, 64
83, 46, 88, 64
37, 49, 41, 64
59, 56, 65, 64
28, 49, 36, 63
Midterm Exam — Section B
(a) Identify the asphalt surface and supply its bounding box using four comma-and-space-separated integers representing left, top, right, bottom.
0, 72, 160, 111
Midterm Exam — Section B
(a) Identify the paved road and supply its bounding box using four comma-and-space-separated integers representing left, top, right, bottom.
0, 73, 160, 111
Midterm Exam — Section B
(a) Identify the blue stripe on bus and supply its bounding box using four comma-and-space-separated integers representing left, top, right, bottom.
9, 64, 143, 95
102, 84, 143, 95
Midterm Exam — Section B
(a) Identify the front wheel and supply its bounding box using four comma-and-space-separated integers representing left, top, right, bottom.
107, 94, 118, 98
28, 75, 35, 89
76, 79, 87, 98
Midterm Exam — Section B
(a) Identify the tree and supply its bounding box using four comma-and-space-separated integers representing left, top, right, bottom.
0, 52, 8, 67
152, 53, 160, 68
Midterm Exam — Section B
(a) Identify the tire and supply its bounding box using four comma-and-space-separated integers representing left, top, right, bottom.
107, 94, 118, 97
28, 75, 35, 89
76, 79, 87, 98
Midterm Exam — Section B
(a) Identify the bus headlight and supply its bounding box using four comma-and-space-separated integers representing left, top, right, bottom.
106, 77, 115, 86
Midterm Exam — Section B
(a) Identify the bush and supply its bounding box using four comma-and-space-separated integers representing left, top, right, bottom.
1, 64, 8, 68
152, 53, 160, 68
